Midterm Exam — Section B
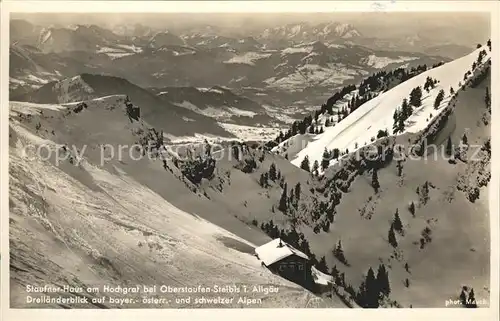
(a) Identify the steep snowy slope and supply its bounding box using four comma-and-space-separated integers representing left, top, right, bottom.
210, 58, 490, 308
289, 45, 490, 170
9, 96, 346, 308
12, 74, 236, 140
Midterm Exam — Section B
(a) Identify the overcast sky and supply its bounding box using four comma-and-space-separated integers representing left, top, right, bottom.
12, 12, 490, 45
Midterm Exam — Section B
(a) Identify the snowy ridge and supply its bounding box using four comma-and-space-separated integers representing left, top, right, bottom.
360, 55, 419, 69
289, 45, 490, 169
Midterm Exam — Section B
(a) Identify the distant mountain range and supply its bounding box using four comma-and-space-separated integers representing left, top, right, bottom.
10, 19, 451, 96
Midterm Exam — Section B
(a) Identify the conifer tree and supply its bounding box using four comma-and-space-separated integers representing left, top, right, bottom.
300, 156, 310, 172
357, 281, 368, 307
434, 89, 445, 109
269, 163, 277, 181
365, 267, 379, 308
321, 148, 331, 170
401, 98, 413, 119
312, 160, 320, 176
278, 183, 288, 212
409, 86, 423, 107
331, 265, 339, 279
459, 288, 467, 305
409, 201, 416, 217
388, 225, 398, 248
462, 133, 468, 145
393, 108, 399, 123
393, 209, 403, 233
376, 264, 390, 296
397, 115, 405, 133
467, 288, 478, 308
294, 182, 301, 201
317, 256, 329, 274
333, 240, 347, 265
393, 109, 400, 134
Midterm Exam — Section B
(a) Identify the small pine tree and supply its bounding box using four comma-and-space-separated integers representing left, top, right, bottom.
393, 209, 403, 232
462, 133, 468, 145
467, 288, 478, 308
397, 116, 405, 133
300, 156, 310, 172
409, 201, 415, 217
278, 183, 288, 212
376, 264, 391, 296
393, 109, 401, 134
331, 265, 339, 279
269, 163, 277, 181
365, 267, 379, 308
294, 182, 301, 201
333, 240, 347, 264
450, 86, 455, 95
409, 86, 423, 107
459, 288, 467, 305
388, 225, 398, 248
401, 98, 411, 119
312, 160, 320, 176
434, 89, 445, 109
317, 256, 329, 274
321, 148, 330, 171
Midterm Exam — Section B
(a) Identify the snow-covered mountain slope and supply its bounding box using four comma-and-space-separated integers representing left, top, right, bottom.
289, 45, 490, 170
258, 22, 362, 44
9, 97, 346, 308
168, 63, 491, 308
12, 74, 236, 140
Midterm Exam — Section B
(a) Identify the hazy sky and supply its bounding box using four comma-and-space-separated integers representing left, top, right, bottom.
12, 12, 490, 45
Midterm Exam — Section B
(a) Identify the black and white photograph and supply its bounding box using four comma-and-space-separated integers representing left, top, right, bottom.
2, 0, 498, 315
